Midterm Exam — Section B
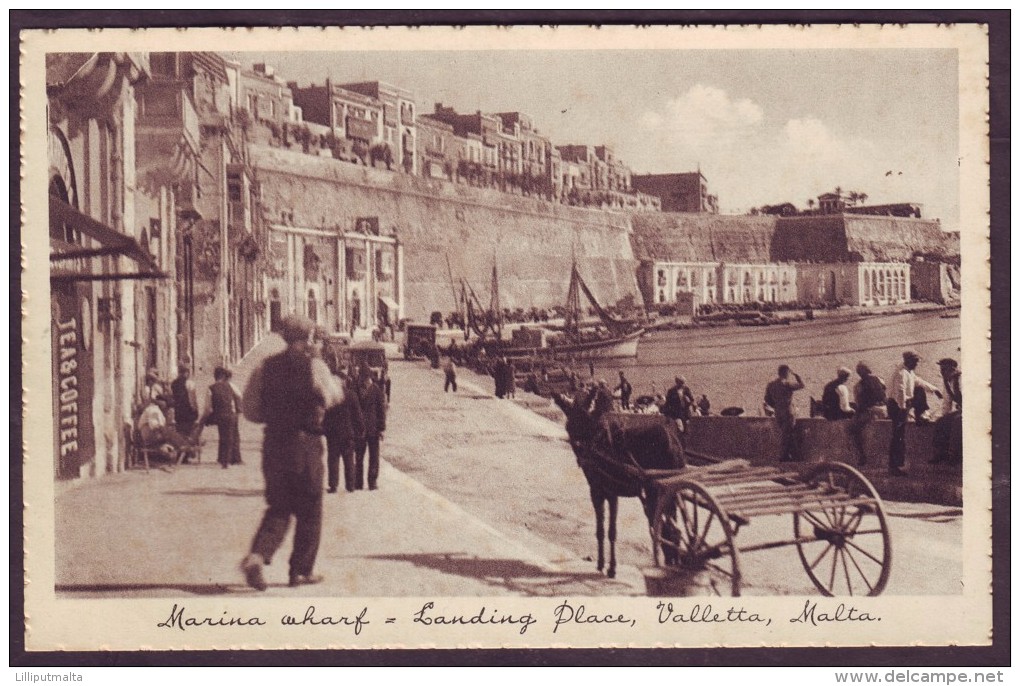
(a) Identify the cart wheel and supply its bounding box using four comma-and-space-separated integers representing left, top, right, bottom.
794, 461, 892, 596
652, 480, 742, 596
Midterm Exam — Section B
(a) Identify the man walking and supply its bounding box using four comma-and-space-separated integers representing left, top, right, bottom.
764, 365, 805, 462
614, 371, 633, 411
204, 366, 242, 469
354, 368, 387, 491
240, 314, 343, 590
442, 356, 458, 393
821, 367, 855, 421
886, 350, 941, 477
849, 362, 887, 465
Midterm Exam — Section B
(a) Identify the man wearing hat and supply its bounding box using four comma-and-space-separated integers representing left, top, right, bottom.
886, 350, 942, 477
239, 314, 343, 590
821, 367, 855, 421
931, 358, 963, 465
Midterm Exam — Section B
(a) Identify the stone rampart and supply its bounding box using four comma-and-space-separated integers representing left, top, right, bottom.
252, 146, 639, 321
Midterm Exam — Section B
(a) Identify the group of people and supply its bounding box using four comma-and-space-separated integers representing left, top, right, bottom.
135, 363, 243, 469
238, 315, 389, 591
767, 351, 963, 475
491, 356, 517, 399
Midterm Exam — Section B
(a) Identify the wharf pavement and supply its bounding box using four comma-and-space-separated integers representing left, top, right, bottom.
55, 335, 645, 598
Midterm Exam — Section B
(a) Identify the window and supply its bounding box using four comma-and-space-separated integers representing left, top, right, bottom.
227, 171, 243, 203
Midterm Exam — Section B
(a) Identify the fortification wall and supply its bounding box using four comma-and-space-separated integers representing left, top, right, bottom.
251, 146, 639, 322
630, 212, 779, 263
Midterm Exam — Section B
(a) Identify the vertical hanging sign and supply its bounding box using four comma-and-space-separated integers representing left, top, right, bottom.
51, 286, 95, 478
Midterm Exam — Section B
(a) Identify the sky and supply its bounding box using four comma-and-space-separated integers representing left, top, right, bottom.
232, 49, 960, 229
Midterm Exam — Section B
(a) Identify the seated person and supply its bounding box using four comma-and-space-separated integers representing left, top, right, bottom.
136, 401, 196, 461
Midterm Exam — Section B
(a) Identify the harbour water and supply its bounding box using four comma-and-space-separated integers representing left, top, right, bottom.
589, 309, 962, 416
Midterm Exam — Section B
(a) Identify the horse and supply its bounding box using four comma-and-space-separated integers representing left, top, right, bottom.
552, 392, 686, 578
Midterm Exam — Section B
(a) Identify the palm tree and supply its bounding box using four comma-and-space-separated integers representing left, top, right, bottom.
859, 192, 869, 206
807, 198, 816, 213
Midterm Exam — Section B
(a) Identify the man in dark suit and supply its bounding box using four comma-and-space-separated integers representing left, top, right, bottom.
240, 315, 343, 590
324, 371, 364, 493
204, 366, 242, 469
354, 367, 387, 491
661, 375, 695, 430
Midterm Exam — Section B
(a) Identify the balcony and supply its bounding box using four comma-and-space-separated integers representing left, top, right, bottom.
136, 80, 200, 160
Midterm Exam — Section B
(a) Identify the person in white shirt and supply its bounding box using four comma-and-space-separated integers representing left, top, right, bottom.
136, 401, 192, 458
886, 350, 942, 476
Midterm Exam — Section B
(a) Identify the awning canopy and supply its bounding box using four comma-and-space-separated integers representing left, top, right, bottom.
378, 295, 400, 311
49, 195, 167, 282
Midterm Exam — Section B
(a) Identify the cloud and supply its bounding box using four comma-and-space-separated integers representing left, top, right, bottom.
632, 87, 952, 221
642, 84, 764, 149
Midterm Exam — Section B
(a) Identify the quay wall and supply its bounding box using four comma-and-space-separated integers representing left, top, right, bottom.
251, 146, 640, 322
685, 416, 961, 506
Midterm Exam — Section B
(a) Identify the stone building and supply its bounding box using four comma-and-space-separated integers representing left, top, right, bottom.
632, 214, 797, 307
46, 52, 192, 479
239, 63, 293, 126
341, 81, 418, 174
428, 104, 502, 185
631, 212, 955, 310
264, 220, 403, 337
631, 171, 719, 213
290, 80, 386, 165
415, 114, 458, 180
186, 53, 270, 373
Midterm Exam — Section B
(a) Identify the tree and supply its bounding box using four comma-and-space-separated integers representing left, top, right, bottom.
806, 198, 816, 213
859, 192, 869, 205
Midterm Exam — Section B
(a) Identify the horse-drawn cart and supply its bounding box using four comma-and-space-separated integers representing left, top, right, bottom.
552, 396, 892, 597
645, 456, 892, 597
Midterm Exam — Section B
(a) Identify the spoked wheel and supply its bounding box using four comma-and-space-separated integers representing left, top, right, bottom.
794, 462, 892, 596
652, 480, 742, 596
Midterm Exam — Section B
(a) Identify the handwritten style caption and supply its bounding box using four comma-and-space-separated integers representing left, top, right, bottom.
157, 599, 879, 637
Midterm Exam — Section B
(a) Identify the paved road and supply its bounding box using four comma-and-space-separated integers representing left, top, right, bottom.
55, 335, 962, 598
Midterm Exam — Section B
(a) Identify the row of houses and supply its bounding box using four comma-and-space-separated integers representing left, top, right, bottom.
45, 51, 276, 480
234, 63, 663, 212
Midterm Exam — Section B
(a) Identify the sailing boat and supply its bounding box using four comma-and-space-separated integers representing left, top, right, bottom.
499, 262, 643, 360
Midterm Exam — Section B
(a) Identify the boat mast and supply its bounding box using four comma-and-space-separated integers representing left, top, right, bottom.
490, 259, 503, 341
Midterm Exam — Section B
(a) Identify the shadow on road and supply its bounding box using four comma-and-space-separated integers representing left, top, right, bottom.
55, 582, 248, 596
369, 552, 631, 595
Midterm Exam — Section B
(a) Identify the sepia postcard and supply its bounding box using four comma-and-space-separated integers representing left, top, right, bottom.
19, 22, 993, 653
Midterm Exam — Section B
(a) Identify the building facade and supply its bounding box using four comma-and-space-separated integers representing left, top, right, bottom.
265, 219, 404, 337
631, 171, 719, 213
641, 261, 799, 307
47, 52, 186, 479
342, 81, 418, 174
